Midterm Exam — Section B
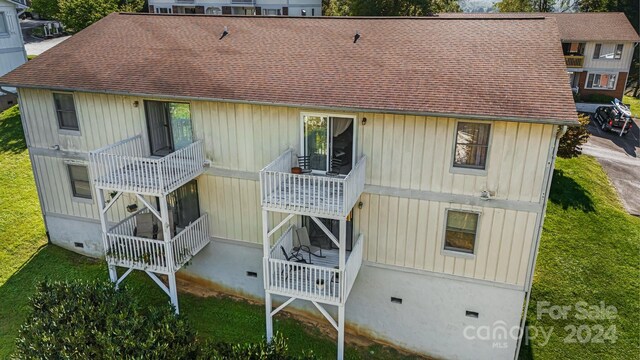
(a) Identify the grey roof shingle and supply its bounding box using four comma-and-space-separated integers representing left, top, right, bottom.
0, 13, 578, 124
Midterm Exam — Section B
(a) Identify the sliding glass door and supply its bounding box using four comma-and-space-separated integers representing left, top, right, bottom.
145, 101, 193, 156
302, 115, 355, 174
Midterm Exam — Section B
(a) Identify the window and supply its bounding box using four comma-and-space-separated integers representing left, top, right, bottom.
444, 210, 479, 255
68, 165, 91, 199
144, 101, 193, 156
167, 180, 200, 230
586, 72, 617, 90
302, 114, 355, 174
156, 7, 170, 13
614, 44, 623, 59
0, 13, 7, 35
53, 93, 79, 131
593, 43, 624, 60
593, 43, 601, 59
453, 122, 490, 170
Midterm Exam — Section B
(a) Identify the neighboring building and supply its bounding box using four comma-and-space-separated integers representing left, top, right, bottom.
0, 14, 578, 360
0, 0, 27, 110
440, 12, 640, 100
148, 0, 321, 17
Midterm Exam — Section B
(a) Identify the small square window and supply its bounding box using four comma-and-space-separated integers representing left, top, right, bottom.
53, 93, 79, 131
68, 164, 91, 199
444, 210, 479, 254
453, 122, 490, 170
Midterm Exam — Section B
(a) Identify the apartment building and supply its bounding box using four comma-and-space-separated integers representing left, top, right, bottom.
0, 0, 27, 110
149, 0, 321, 17
0, 14, 578, 360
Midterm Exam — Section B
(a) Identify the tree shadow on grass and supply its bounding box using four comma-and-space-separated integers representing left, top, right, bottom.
0, 106, 26, 154
549, 169, 595, 213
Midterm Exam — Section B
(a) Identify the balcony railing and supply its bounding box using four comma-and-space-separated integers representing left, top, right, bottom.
89, 135, 205, 196
231, 0, 255, 4
565, 55, 584, 68
259, 149, 366, 218
263, 226, 364, 305
105, 210, 210, 274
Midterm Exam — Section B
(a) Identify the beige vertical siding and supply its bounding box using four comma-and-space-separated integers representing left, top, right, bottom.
582, 41, 635, 71
355, 193, 538, 287
22, 89, 554, 288
31, 155, 136, 222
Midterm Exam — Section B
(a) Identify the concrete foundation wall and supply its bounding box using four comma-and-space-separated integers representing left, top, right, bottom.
46, 214, 103, 257
47, 218, 524, 360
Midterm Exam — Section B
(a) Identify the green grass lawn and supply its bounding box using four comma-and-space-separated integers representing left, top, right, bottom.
622, 95, 639, 117
0, 105, 638, 359
519, 156, 640, 359
0, 106, 47, 285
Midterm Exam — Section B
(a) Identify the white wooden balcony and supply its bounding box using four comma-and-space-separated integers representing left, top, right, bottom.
263, 225, 363, 305
89, 135, 205, 196
260, 150, 366, 219
105, 210, 210, 274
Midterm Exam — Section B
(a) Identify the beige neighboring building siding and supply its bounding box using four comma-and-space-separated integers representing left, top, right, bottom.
21, 88, 555, 289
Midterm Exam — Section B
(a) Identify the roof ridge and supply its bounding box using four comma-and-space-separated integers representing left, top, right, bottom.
117, 12, 548, 20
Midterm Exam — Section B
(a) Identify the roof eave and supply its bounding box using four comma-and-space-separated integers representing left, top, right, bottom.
4, 83, 579, 126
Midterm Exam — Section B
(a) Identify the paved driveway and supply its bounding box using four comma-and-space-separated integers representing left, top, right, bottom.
20, 19, 71, 56
581, 112, 640, 216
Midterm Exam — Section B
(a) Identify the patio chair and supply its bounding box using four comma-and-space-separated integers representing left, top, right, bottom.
280, 246, 308, 279
294, 227, 325, 260
326, 156, 343, 176
297, 155, 312, 173
134, 211, 174, 240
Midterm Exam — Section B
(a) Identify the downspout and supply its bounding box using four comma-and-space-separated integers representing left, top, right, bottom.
513, 125, 568, 359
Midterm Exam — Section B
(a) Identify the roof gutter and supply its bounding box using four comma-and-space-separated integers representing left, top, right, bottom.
1, 84, 580, 126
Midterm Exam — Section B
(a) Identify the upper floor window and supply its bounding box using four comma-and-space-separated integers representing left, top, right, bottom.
593, 43, 624, 60
0, 13, 8, 35
53, 93, 79, 131
586, 72, 617, 90
144, 101, 192, 156
453, 122, 490, 170
68, 164, 91, 199
443, 210, 479, 255
263, 8, 281, 15
301, 114, 355, 175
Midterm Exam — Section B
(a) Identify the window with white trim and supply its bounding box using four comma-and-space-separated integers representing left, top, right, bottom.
586, 73, 617, 90
444, 210, 479, 255
593, 43, 624, 60
68, 164, 92, 199
53, 92, 79, 131
453, 122, 490, 170
0, 13, 8, 35
206, 7, 222, 14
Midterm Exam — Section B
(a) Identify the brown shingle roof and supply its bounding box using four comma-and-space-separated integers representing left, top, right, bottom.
439, 12, 640, 42
0, 13, 578, 124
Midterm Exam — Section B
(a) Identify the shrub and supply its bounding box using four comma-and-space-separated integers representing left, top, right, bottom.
557, 114, 590, 158
13, 280, 315, 360
578, 93, 616, 104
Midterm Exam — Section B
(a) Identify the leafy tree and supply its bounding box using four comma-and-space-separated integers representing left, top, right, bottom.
30, 0, 60, 19
557, 114, 590, 158
350, 0, 460, 16
494, 0, 554, 12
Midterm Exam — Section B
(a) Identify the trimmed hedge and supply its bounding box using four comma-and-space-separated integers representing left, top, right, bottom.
13, 280, 314, 360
